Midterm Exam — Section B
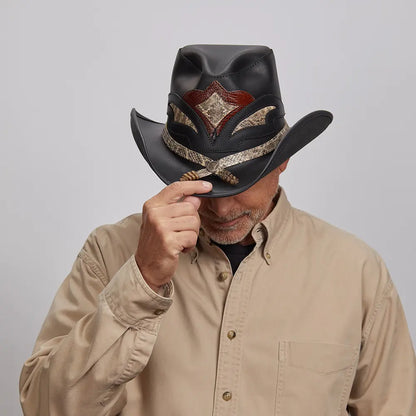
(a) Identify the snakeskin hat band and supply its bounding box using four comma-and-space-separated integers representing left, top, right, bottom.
162, 122, 290, 185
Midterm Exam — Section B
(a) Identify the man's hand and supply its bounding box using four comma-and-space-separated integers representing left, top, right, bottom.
135, 181, 212, 293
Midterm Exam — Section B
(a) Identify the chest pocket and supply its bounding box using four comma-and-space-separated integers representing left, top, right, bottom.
275, 340, 359, 416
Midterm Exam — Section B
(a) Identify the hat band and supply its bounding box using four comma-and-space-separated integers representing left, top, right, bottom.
162, 122, 289, 185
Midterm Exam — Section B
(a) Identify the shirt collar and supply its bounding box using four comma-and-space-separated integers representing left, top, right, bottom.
257, 185, 291, 242
192, 185, 292, 264
252, 185, 292, 264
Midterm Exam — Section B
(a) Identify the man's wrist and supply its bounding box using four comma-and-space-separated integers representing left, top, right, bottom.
134, 255, 165, 294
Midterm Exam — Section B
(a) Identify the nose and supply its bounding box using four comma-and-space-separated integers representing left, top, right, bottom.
203, 196, 235, 218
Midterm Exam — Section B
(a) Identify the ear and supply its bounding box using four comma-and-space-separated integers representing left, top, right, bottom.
278, 158, 290, 173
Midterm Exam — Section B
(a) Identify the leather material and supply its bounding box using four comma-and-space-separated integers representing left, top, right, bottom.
130, 44, 333, 197
170, 45, 282, 99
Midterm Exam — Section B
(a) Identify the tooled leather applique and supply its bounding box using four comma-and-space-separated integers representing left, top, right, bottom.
169, 103, 198, 133
232, 106, 276, 135
183, 81, 254, 138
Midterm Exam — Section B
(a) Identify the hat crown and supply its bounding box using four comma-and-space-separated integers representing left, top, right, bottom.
170, 44, 282, 99
180, 44, 271, 76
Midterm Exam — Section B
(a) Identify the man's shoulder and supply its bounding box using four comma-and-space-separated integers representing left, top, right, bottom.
289, 206, 392, 295
88, 212, 143, 246
290, 206, 381, 261
79, 213, 143, 280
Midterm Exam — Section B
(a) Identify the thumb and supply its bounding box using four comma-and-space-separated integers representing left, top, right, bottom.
182, 195, 202, 210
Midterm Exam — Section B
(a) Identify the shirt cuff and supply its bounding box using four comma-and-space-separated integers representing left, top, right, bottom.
102, 254, 174, 331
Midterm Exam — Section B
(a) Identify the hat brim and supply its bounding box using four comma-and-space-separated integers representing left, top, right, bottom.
130, 109, 333, 197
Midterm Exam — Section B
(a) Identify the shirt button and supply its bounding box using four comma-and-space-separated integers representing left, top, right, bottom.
222, 391, 232, 401
227, 330, 236, 340
199, 228, 205, 237
153, 309, 165, 315
265, 252, 271, 260
217, 271, 231, 282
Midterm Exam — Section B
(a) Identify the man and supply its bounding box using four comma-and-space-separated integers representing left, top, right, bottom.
20, 45, 416, 415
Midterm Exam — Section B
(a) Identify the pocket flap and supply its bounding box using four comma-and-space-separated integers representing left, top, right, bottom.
284, 341, 358, 374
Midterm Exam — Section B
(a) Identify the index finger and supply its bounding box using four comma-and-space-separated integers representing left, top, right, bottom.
153, 180, 212, 205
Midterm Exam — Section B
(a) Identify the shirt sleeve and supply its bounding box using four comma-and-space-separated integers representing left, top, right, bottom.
19, 246, 173, 416
347, 256, 416, 415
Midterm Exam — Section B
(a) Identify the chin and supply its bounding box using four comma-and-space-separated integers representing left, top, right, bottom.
205, 229, 251, 245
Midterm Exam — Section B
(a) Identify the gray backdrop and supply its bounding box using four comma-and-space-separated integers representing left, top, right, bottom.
2, 0, 415, 414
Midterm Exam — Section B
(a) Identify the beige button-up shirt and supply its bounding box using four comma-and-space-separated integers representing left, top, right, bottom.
20, 186, 416, 415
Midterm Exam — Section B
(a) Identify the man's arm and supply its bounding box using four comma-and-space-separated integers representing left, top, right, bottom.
347, 256, 416, 415
19, 247, 173, 416
19, 180, 212, 416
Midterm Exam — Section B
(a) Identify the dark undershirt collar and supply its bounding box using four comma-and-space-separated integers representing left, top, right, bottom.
214, 242, 255, 274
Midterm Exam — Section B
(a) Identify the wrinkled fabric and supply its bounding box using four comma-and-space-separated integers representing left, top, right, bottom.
19, 186, 416, 416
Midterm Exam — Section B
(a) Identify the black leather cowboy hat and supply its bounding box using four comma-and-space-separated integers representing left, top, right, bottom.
130, 44, 332, 197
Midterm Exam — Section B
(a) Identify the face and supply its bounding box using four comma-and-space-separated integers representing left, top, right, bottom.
199, 159, 289, 245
